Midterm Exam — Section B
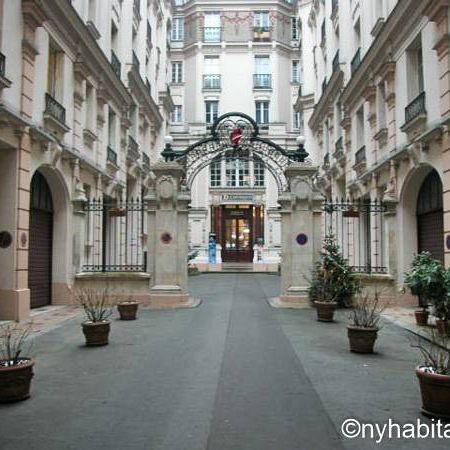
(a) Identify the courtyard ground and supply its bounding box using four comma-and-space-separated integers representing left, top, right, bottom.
0, 274, 448, 450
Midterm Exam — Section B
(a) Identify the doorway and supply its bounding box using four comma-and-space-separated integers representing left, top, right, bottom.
221, 205, 253, 262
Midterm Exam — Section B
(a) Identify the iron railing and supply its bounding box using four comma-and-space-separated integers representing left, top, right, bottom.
324, 198, 387, 274
45, 93, 66, 124
203, 74, 221, 89
253, 74, 272, 89
203, 27, 222, 42
323, 152, 330, 168
0, 52, 5, 78
83, 199, 146, 273
128, 135, 140, 159
405, 92, 426, 124
107, 146, 118, 165
351, 47, 361, 75
355, 146, 366, 165
322, 77, 327, 94
146, 79, 152, 95
111, 50, 121, 78
332, 50, 339, 73
132, 50, 140, 71
142, 153, 150, 168
321, 20, 326, 45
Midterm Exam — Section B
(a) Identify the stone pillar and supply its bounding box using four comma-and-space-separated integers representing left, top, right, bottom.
278, 163, 322, 304
145, 162, 197, 307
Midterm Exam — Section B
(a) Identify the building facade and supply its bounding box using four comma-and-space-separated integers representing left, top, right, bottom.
295, 0, 450, 296
0, 0, 174, 320
169, 0, 302, 268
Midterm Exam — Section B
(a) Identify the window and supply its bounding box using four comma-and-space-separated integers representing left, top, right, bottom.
226, 158, 236, 187
254, 161, 265, 187
205, 101, 219, 124
210, 158, 222, 187
291, 17, 298, 40
254, 56, 271, 88
356, 106, 364, 149
293, 109, 303, 131
204, 56, 220, 89
171, 61, 183, 83
204, 12, 221, 42
407, 40, 424, 100
292, 60, 300, 83
254, 11, 270, 30
171, 18, 184, 41
255, 101, 269, 124
88, 0, 96, 22
146, 21, 152, 47
85, 83, 94, 131
47, 44, 62, 99
225, 158, 250, 187
171, 105, 183, 123
108, 108, 116, 148
238, 160, 250, 187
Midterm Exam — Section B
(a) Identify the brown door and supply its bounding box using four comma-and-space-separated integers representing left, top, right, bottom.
221, 206, 253, 262
29, 172, 53, 308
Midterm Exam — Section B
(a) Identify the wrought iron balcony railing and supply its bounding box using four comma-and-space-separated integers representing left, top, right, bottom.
351, 47, 361, 75
253, 74, 272, 89
323, 153, 330, 168
142, 153, 150, 168
335, 136, 343, 152
405, 91, 426, 124
322, 77, 327, 94
332, 50, 339, 73
203, 74, 221, 89
202, 27, 222, 43
107, 145, 118, 165
128, 135, 139, 155
45, 93, 66, 124
132, 50, 140, 71
111, 50, 121, 78
0, 52, 5, 78
355, 145, 366, 165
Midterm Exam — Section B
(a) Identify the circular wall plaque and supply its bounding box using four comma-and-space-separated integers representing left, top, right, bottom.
447, 234, 450, 250
296, 233, 308, 246
161, 232, 172, 244
0, 231, 12, 248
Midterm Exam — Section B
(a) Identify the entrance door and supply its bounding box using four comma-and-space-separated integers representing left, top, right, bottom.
221, 206, 253, 262
29, 171, 53, 308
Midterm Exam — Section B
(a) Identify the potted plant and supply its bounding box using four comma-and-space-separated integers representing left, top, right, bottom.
74, 287, 113, 346
347, 290, 385, 353
433, 268, 450, 336
117, 297, 139, 321
0, 323, 34, 402
414, 330, 450, 419
188, 249, 199, 276
404, 252, 445, 326
309, 234, 359, 322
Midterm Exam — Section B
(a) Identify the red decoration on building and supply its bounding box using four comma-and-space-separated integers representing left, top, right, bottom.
230, 127, 243, 147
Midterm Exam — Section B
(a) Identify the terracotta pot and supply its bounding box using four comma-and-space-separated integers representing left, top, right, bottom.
414, 310, 429, 326
347, 326, 379, 353
315, 301, 337, 322
82, 321, 111, 346
117, 302, 139, 321
416, 367, 450, 419
0, 358, 34, 403
436, 319, 450, 336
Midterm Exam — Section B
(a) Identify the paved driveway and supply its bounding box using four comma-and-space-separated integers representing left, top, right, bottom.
0, 274, 447, 449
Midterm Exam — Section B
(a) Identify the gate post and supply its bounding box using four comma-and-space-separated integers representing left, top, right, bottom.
278, 163, 322, 305
145, 161, 197, 307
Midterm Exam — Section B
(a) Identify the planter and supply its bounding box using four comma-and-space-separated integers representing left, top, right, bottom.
414, 309, 429, 326
315, 301, 337, 322
82, 321, 111, 346
436, 319, 450, 336
0, 358, 34, 402
347, 325, 379, 353
416, 367, 450, 419
117, 301, 139, 321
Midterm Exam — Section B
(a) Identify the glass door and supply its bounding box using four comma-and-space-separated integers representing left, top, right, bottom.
221, 206, 253, 262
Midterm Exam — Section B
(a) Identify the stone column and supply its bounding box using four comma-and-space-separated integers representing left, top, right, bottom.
278, 163, 322, 304
145, 161, 197, 307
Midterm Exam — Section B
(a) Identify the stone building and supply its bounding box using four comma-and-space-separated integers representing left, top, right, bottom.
0, 0, 173, 320
295, 0, 450, 296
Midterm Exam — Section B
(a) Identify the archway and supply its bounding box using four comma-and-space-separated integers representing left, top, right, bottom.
29, 171, 54, 308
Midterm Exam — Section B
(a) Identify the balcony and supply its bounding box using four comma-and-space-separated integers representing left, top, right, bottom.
322, 153, 330, 170
332, 50, 339, 74
203, 27, 222, 43
142, 153, 150, 169
253, 26, 272, 42
0, 52, 11, 90
353, 145, 367, 176
253, 74, 272, 89
44, 93, 69, 134
111, 50, 121, 78
351, 48, 361, 76
333, 136, 345, 164
132, 50, 140, 72
127, 135, 140, 163
107, 146, 118, 166
203, 74, 221, 90
405, 92, 426, 124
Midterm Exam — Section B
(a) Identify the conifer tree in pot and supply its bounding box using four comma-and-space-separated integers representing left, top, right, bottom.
433, 268, 450, 336
404, 252, 445, 326
308, 234, 359, 322
0, 323, 34, 402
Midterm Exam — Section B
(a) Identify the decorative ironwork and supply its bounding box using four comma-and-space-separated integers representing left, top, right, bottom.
83, 199, 146, 273
405, 92, 426, 124
203, 74, 221, 89
355, 146, 366, 165
351, 48, 361, 75
111, 50, 121, 78
203, 27, 222, 42
132, 50, 140, 71
324, 198, 387, 274
45, 93, 66, 124
332, 51, 339, 73
107, 146, 118, 165
168, 112, 310, 193
253, 74, 272, 89
0, 52, 5, 78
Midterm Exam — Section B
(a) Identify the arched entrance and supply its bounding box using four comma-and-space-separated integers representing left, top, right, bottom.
417, 169, 443, 262
29, 171, 54, 308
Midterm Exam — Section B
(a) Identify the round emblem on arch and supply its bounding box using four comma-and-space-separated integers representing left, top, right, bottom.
296, 233, 308, 246
211, 112, 259, 149
161, 232, 172, 244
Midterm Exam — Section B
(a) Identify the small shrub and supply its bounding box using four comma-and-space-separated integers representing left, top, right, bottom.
349, 290, 386, 328
412, 330, 450, 375
73, 287, 113, 323
0, 322, 33, 367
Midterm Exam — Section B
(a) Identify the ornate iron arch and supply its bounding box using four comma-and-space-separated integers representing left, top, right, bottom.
162, 112, 309, 193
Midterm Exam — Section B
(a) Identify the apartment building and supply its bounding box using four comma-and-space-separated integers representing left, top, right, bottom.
0, 0, 174, 320
169, 0, 302, 267
295, 0, 450, 292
